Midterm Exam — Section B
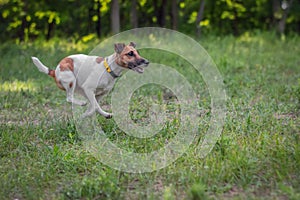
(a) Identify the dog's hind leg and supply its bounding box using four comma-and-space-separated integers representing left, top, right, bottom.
81, 90, 112, 118
59, 71, 87, 106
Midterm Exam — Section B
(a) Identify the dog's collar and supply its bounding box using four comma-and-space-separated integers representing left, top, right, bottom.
103, 58, 120, 78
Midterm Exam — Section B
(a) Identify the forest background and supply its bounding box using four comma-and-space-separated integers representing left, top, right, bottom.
1, 0, 300, 43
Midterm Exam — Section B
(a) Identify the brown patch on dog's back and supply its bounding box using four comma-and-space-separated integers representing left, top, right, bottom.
59, 57, 74, 71
96, 56, 104, 63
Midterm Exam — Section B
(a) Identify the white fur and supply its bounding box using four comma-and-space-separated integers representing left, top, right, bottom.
32, 54, 125, 118
31, 57, 49, 74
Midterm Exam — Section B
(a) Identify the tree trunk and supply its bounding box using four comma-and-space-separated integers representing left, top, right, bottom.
154, 0, 167, 27
278, 0, 294, 35
88, 6, 93, 33
96, 0, 102, 37
46, 21, 54, 40
272, 0, 281, 26
196, 0, 205, 38
19, 0, 28, 41
19, 15, 26, 41
171, 0, 178, 30
232, 7, 239, 36
111, 0, 120, 34
131, 0, 138, 28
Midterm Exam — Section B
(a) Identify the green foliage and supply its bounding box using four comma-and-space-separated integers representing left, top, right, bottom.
1, 0, 300, 42
188, 183, 210, 200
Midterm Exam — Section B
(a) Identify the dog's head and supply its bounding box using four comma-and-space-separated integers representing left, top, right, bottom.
114, 42, 149, 73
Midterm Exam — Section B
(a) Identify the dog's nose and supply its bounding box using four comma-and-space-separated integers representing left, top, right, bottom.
143, 59, 150, 65
138, 59, 149, 66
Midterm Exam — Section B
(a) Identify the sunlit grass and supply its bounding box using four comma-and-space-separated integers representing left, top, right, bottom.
0, 79, 37, 92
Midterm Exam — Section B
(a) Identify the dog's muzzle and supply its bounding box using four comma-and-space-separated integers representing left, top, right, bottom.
128, 59, 150, 73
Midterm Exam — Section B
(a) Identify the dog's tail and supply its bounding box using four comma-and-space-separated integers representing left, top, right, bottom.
31, 57, 55, 78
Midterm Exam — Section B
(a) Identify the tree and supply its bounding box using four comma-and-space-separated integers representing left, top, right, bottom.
171, 0, 178, 30
154, 0, 167, 27
1, 0, 300, 42
96, 0, 102, 37
219, 0, 247, 36
131, 0, 138, 28
275, 0, 295, 35
111, 0, 120, 34
196, 0, 205, 37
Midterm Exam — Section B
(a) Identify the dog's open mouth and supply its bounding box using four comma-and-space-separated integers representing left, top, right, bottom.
131, 66, 145, 73
128, 61, 149, 74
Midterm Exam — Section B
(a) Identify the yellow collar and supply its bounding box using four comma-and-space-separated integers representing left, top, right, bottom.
103, 58, 112, 73
103, 58, 119, 78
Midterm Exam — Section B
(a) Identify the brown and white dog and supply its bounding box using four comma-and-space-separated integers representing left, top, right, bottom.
32, 42, 149, 118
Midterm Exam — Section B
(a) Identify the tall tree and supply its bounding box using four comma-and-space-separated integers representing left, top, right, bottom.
96, 0, 102, 37
171, 0, 178, 30
196, 0, 205, 37
19, 0, 28, 41
278, 0, 295, 35
131, 0, 138, 28
154, 0, 167, 27
111, 0, 120, 34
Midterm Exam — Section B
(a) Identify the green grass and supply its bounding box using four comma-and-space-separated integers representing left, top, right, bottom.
0, 32, 300, 199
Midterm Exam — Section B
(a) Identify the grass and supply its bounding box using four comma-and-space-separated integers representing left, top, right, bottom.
0, 31, 299, 199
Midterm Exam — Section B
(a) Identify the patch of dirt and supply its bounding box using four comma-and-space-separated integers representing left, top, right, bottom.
274, 112, 299, 120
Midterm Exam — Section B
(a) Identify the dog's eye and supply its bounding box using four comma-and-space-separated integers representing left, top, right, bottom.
127, 51, 134, 57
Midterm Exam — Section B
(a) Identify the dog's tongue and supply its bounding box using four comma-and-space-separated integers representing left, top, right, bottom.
132, 66, 144, 73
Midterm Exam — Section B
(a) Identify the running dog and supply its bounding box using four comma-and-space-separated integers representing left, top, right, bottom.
32, 42, 149, 118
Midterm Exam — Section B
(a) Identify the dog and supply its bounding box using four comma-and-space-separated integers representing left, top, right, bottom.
31, 42, 149, 118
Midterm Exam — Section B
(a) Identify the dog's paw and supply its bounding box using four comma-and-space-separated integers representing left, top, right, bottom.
68, 98, 87, 106
80, 101, 87, 106
105, 113, 113, 119
80, 110, 94, 119
75, 100, 87, 106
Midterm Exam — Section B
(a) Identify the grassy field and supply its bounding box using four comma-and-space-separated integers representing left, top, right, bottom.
0, 32, 299, 199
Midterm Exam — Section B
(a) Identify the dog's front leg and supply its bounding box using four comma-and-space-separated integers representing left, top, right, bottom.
82, 90, 112, 118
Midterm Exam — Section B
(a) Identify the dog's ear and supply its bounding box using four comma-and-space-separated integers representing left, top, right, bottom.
114, 43, 126, 54
129, 41, 136, 48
